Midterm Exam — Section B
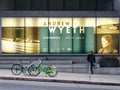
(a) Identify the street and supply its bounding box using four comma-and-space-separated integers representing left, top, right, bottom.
0, 79, 119, 90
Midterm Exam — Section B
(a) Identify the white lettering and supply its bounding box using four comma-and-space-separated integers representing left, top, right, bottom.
66, 27, 71, 33
49, 27, 86, 34
49, 27, 56, 33
59, 27, 64, 34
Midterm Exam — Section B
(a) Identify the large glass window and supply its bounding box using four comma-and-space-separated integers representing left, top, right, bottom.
1, 17, 119, 55
48, 18, 72, 54
37, 18, 49, 54
96, 18, 119, 54
2, 18, 25, 54
25, 18, 43, 54
73, 18, 95, 53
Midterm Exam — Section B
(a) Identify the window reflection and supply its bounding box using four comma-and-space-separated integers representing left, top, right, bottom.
2, 18, 25, 54
26, 18, 41, 54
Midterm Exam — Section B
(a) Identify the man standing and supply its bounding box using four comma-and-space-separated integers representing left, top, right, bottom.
87, 51, 95, 74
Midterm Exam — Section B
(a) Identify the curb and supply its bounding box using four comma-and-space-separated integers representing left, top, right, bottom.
0, 76, 120, 86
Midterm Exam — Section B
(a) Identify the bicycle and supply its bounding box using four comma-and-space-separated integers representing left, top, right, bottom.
11, 60, 32, 76
28, 60, 58, 77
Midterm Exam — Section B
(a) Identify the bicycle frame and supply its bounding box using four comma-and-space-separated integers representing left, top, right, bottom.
33, 63, 51, 74
28, 60, 58, 77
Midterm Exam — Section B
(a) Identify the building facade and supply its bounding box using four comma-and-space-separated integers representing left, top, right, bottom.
0, 0, 120, 74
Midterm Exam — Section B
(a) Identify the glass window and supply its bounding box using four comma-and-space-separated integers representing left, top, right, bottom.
25, 18, 46, 54
73, 18, 95, 54
96, 18, 119, 54
1, 17, 119, 55
49, 18, 72, 54
2, 18, 25, 54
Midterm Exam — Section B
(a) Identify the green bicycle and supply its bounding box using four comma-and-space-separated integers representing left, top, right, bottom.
28, 60, 58, 77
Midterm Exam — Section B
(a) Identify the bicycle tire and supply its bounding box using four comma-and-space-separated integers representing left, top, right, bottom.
47, 66, 58, 77
28, 65, 40, 76
11, 64, 23, 75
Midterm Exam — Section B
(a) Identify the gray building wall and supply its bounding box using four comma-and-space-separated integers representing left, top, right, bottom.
114, 0, 120, 11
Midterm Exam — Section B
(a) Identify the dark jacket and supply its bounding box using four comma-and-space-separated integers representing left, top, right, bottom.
87, 54, 95, 63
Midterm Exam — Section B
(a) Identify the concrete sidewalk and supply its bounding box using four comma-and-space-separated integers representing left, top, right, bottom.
0, 69, 120, 86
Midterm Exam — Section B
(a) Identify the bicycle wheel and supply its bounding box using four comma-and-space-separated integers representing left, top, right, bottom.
11, 64, 23, 75
28, 65, 40, 76
47, 66, 58, 77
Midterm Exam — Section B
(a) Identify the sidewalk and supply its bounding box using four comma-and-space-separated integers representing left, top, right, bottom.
0, 69, 120, 86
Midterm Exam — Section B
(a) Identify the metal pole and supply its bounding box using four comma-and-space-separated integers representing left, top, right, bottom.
89, 63, 91, 80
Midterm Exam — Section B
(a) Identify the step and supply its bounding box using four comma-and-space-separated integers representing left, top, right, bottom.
73, 68, 99, 74
99, 68, 120, 75
58, 68, 72, 73
72, 63, 100, 69
42, 64, 72, 69
0, 57, 46, 62
0, 60, 30, 64
42, 60, 72, 65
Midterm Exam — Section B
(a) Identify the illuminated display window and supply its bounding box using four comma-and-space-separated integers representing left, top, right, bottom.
25, 18, 48, 54
1, 17, 120, 54
73, 18, 95, 53
96, 18, 119, 54
48, 18, 72, 54
2, 18, 25, 54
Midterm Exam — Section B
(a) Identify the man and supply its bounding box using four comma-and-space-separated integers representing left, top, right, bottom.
87, 51, 95, 74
